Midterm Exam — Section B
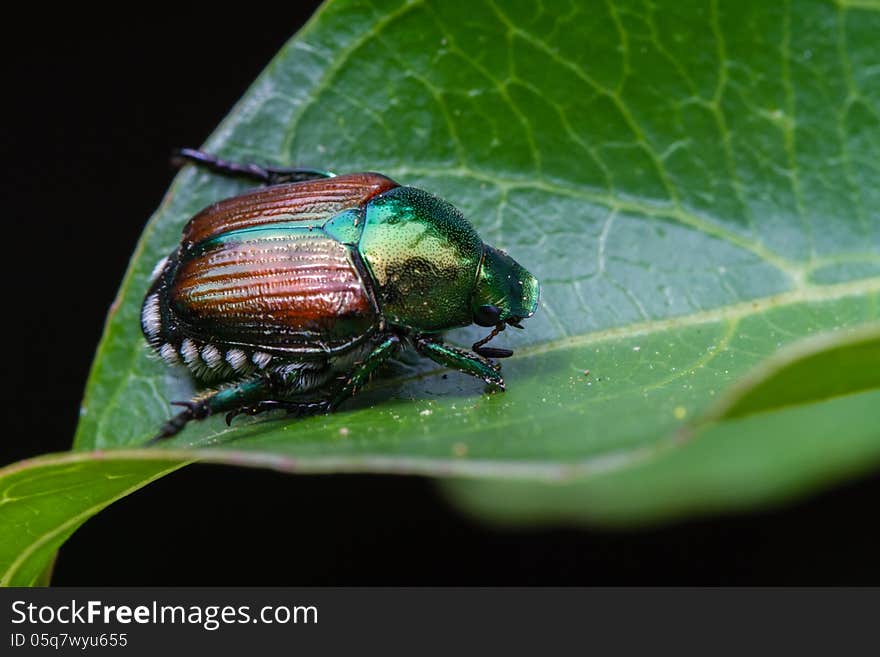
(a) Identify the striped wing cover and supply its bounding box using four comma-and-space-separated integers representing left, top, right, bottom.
182, 172, 397, 245
170, 228, 378, 354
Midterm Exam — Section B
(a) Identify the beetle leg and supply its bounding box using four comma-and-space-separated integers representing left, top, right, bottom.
172, 148, 333, 185
224, 400, 286, 426
225, 399, 332, 426
148, 377, 272, 443
414, 337, 505, 390
152, 399, 210, 441
282, 400, 333, 416
149, 337, 402, 442
330, 335, 401, 409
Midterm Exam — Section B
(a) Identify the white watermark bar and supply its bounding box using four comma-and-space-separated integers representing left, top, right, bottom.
1, 588, 877, 655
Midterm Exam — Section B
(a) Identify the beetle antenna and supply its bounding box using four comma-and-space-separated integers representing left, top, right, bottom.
472, 324, 514, 359
473, 323, 504, 350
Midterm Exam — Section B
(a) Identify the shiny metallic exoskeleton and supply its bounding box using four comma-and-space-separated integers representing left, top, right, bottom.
142, 149, 540, 440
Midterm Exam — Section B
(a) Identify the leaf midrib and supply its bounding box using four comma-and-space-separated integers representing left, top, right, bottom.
517, 274, 880, 357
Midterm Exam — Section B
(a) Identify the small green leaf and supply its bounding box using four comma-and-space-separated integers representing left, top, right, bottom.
0, 458, 183, 586
2, 0, 880, 583
705, 322, 880, 420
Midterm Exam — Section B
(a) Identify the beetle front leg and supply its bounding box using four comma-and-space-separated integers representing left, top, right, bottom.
330, 335, 401, 408
173, 148, 333, 185
414, 336, 505, 390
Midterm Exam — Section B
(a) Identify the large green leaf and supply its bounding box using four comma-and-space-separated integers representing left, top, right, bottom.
2, 0, 880, 584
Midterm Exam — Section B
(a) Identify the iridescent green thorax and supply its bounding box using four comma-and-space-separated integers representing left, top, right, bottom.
358, 186, 483, 331
473, 245, 540, 323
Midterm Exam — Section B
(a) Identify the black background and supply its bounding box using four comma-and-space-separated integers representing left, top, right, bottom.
3, 6, 879, 585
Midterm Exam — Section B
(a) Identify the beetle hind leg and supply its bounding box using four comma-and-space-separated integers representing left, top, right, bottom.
148, 336, 404, 443
152, 399, 210, 442
173, 148, 333, 185
148, 365, 339, 443
148, 377, 273, 444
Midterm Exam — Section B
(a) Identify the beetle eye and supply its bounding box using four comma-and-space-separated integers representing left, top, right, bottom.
474, 304, 502, 327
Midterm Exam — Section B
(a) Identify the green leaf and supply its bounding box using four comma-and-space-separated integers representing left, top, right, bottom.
0, 458, 183, 586
447, 324, 880, 526
3, 0, 880, 583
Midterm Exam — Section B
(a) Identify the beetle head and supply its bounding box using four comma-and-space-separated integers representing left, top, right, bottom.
471, 245, 540, 329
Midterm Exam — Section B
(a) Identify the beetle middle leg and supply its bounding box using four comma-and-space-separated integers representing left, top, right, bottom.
173, 148, 333, 185
223, 399, 331, 426
330, 335, 401, 409
414, 336, 505, 390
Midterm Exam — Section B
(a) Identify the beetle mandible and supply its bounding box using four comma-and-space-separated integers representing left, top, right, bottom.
142, 149, 540, 440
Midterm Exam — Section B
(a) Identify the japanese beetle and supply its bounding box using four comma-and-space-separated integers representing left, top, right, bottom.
142, 149, 540, 440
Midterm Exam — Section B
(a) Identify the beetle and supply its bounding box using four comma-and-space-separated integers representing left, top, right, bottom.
142, 149, 540, 441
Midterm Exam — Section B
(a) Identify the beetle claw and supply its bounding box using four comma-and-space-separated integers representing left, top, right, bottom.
170, 400, 209, 419
226, 401, 288, 426
284, 400, 332, 417
474, 346, 514, 359
485, 378, 506, 391
149, 401, 209, 444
